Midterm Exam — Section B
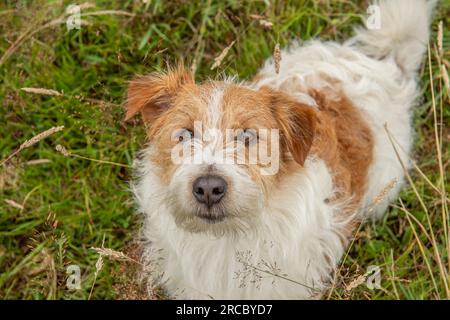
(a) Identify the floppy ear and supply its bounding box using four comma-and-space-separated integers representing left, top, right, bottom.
125, 67, 194, 123
268, 90, 317, 166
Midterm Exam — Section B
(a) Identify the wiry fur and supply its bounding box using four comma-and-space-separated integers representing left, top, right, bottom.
130, 0, 434, 299
347, 0, 436, 75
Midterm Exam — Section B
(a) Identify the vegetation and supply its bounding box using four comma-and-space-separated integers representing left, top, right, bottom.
0, 0, 449, 299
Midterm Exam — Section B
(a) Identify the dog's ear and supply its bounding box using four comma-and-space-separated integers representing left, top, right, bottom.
266, 89, 317, 166
125, 67, 194, 123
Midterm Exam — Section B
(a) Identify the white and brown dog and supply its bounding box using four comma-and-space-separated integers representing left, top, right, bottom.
125, 0, 435, 299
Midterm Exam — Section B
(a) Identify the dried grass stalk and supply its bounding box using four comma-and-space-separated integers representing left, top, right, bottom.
21, 87, 62, 96
55, 144, 130, 167
90, 247, 137, 263
1, 126, 64, 166
26, 159, 51, 165
259, 19, 273, 29
78, 2, 96, 10
274, 43, 281, 74
20, 126, 64, 149
366, 178, 398, 213
345, 274, 366, 292
211, 40, 235, 70
437, 21, 443, 57
4, 199, 24, 210
249, 14, 265, 20
442, 65, 449, 100
95, 256, 104, 272
80, 10, 135, 18
55, 144, 71, 157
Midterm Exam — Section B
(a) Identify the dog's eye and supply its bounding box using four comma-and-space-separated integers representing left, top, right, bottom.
236, 129, 257, 146
174, 128, 193, 143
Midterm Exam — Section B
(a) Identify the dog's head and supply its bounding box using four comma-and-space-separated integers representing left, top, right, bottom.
126, 66, 316, 236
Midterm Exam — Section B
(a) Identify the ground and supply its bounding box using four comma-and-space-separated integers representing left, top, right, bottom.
0, 0, 449, 300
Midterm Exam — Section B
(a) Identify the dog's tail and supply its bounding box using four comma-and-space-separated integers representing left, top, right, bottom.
347, 0, 436, 76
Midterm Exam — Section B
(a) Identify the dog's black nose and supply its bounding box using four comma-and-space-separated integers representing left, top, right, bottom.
192, 175, 227, 207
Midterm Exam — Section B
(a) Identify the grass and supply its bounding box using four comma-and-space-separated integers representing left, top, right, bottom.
0, 0, 449, 300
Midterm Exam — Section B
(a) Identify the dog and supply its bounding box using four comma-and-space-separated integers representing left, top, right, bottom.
125, 0, 435, 299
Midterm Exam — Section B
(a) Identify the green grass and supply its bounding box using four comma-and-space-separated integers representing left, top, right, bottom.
0, 0, 449, 300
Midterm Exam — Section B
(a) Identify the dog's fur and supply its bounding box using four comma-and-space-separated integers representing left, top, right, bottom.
126, 0, 435, 299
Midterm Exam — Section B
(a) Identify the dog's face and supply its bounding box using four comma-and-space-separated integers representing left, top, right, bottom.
126, 67, 316, 236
